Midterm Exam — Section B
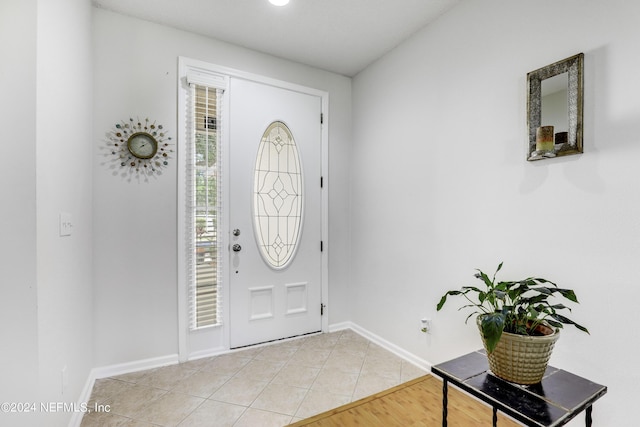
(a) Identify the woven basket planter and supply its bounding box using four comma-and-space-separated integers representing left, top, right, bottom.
477, 317, 560, 385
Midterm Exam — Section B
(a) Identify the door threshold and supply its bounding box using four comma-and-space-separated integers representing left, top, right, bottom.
230, 330, 322, 350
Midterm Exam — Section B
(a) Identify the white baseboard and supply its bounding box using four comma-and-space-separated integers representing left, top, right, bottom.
334, 321, 433, 371
327, 321, 352, 333
67, 373, 97, 427
186, 346, 228, 362
92, 353, 180, 380
68, 354, 179, 427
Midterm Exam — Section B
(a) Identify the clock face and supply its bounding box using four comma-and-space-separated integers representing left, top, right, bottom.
108, 117, 173, 176
127, 132, 158, 159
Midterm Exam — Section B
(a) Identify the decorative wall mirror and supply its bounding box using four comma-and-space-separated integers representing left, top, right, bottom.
527, 53, 583, 161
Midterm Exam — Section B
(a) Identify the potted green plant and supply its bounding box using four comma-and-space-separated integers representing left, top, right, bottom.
436, 262, 589, 384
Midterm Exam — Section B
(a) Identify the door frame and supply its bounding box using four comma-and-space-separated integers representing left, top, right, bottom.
177, 57, 329, 360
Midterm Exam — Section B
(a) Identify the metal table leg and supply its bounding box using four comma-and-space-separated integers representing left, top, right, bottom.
585, 405, 592, 427
442, 378, 448, 427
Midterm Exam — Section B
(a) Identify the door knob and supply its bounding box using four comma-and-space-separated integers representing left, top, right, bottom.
233, 229, 241, 236
232, 244, 242, 252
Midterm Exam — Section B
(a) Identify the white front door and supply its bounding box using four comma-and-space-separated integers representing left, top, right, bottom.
228, 77, 323, 348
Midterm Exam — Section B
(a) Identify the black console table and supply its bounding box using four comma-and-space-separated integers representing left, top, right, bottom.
431, 350, 607, 427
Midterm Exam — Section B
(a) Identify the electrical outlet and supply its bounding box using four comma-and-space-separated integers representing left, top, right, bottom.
421, 318, 432, 334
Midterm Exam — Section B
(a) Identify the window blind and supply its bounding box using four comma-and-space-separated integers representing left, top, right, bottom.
186, 81, 224, 329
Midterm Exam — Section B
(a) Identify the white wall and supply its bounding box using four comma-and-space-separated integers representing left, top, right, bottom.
0, 1, 40, 426
352, 0, 640, 425
0, 1, 94, 426
36, 0, 94, 425
92, 8, 352, 366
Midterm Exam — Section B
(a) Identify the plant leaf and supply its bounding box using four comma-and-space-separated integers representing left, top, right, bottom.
436, 290, 461, 311
493, 262, 503, 282
480, 313, 505, 354
476, 270, 494, 289
548, 303, 569, 310
535, 287, 553, 295
551, 313, 590, 334
461, 286, 484, 293
546, 319, 563, 328
555, 288, 579, 303
533, 277, 557, 287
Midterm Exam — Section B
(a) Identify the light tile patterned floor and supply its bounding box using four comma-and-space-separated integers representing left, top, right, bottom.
80, 329, 427, 427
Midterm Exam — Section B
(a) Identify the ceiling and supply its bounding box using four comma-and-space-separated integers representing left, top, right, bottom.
92, 0, 461, 76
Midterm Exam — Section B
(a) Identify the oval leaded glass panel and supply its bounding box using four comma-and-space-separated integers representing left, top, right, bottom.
253, 121, 303, 269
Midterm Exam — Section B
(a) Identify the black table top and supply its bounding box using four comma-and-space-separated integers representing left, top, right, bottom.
431, 350, 607, 427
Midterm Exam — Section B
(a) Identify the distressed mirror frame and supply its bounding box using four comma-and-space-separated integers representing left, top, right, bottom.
527, 53, 584, 161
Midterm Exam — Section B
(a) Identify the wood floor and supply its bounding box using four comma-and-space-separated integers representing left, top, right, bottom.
287, 375, 521, 427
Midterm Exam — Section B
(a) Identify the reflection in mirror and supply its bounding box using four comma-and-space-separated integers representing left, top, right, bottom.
542, 73, 568, 153
527, 53, 583, 161
542, 74, 568, 133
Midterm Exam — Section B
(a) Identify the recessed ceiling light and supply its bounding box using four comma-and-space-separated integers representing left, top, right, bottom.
269, 0, 290, 6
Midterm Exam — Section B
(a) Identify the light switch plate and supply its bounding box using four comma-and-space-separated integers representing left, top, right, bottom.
59, 212, 72, 237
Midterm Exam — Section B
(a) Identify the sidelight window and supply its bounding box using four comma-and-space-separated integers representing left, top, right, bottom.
187, 82, 223, 328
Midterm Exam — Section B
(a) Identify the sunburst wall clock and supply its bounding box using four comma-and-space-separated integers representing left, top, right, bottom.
108, 117, 173, 175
